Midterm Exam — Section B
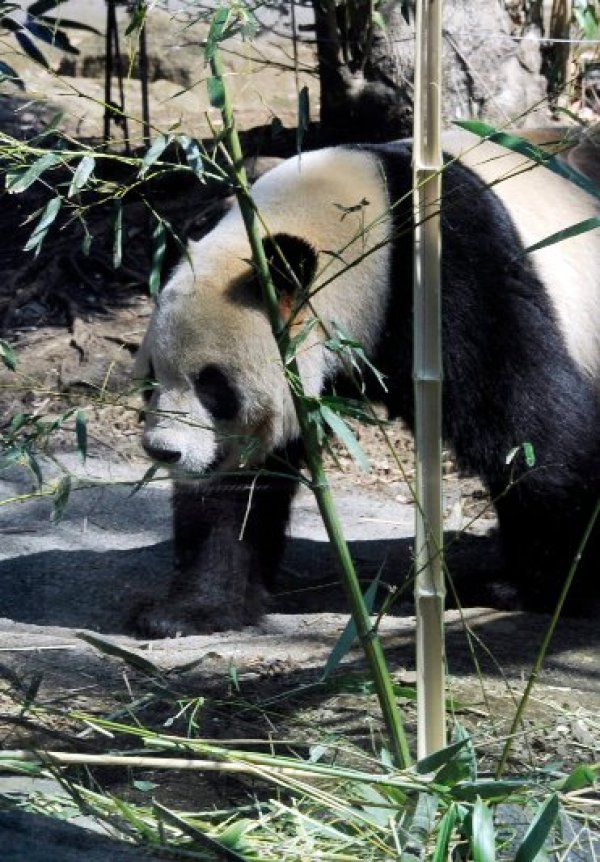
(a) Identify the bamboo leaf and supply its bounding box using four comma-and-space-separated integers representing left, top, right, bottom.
38, 15, 102, 35
149, 220, 166, 296
205, 6, 231, 60
0, 339, 17, 370
560, 764, 596, 793
410, 792, 439, 848
27, 0, 70, 15
113, 200, 123, 268
6, 151, 62, 193
125, 3, 147, 36
523, 441, 535, 467
471, 798, 496, 862
451, 779, 528, 802
139, 134, 172, 177
514, 795, 559, 862
177, 135, 203, 176
296, 85, 309, 155
25, 15, 78, 54
14, 27, 49, 67
285, 317, 319, 363
320, 404, 370, 471
0, 58, 23, 88
68, 155, 95, 197
24, 196, 61, 256
77, 632, 162, 677
129, 463, 159, 496
75, 409, 87, 463
51, 474, 71, 523
523, 217, 600, 255
207, 76, 225, 109
416, 736, 471, 775
432, 803, 459, 862
434, 724, 476, 786
455, 119, 600, 201
321, 573, 380, 679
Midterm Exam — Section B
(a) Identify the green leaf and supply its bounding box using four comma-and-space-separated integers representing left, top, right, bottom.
125, 3, 147, 37
149, 220, 166, 296
51, 474, 71, 523
27, 0, 70, 15
321, 573, 380, 679
0, 59, 23, 88
207, 76, 225, 109
177, 135, 203, 177
129, 462, 159, 496
6, 151, 62, 193
25, 16, 79, 54
132, 779, 158, 792
561, 764, 596, 792
77, 632, 162, 677
410, 791, 439, 848
24, 196, 61, 256
38, 15, 102, 36
68, 154, 95, 197
416, 736, 471, 776
14, 27, 49, 67
371, 10, 386, 31
113, 200, 122, 268
451, 779, 528, 802
471, 798, 496, 862
455, 119, 600, 201
285, 316, 319, 363
432, 804, 459, 862
523, 216, 600, 255
320, 404, 370, 471
296, 85, 309, 155
523, 441, 535, 467
0, 339, 17, 370
75, 409, 87, 463
139, 134, 172, 177
205, 7, 231, 60
514, 795, 559, 862
435, 725, 477, 786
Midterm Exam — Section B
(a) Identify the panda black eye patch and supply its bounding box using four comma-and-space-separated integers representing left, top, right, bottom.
192, 364, 240, 421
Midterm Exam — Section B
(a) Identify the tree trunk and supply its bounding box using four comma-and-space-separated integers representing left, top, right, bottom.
312, 0, 548, 142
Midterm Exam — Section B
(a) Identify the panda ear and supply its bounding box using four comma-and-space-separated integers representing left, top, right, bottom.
261, 233, 318, 300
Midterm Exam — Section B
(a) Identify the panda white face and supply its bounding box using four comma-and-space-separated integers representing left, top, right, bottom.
136, 267, 301, 475
135, 147, 394, 477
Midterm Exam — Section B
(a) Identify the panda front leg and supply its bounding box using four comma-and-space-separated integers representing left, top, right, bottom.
134, 455, 299, 638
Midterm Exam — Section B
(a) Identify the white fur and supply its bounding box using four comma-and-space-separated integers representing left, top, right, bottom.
443, 129, 600, 380
138, 134, 600, 474
137, 148, 392, 473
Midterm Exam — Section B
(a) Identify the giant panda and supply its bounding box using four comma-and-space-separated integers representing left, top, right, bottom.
134, 128, 600, 637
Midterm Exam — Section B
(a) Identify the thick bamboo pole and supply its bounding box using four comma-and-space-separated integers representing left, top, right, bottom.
412, 0, 446, 758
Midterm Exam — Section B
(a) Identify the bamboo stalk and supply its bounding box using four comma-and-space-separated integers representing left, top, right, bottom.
412, 0, 446, 758
0, 749, 430, 788
207, 45, 410, 769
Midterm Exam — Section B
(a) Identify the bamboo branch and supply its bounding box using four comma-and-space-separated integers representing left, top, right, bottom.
207, 41, 410, 769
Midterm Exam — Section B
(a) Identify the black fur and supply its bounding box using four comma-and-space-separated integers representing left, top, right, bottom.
358, 142, 600, 612
136, 143, 599, 637
135, 445, 301, 638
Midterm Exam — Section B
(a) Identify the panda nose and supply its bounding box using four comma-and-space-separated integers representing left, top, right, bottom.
143, 443, 182, 464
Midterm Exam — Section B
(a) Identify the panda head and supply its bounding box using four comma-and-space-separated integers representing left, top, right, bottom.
135, 232, 319, 475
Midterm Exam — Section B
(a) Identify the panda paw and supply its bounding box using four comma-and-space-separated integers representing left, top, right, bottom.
131, 598, 262, 639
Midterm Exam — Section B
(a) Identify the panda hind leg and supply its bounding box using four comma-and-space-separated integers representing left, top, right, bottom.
496, 493, 600, 616
133, 454, 299, 638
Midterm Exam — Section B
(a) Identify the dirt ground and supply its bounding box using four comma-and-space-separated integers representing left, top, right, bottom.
0, 5, 599, 835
